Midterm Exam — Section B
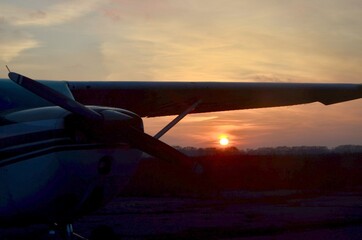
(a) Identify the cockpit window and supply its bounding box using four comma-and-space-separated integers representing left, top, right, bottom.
0, 79, 74, 114
0, 81, 51, 114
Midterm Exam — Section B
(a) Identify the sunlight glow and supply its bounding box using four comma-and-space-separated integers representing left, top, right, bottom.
219, 135, 229, 146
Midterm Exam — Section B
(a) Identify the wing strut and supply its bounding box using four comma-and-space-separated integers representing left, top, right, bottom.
154, 100, 202, 139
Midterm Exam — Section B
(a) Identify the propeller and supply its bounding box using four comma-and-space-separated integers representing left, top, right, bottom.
8, 72, 200, 172
8, 72, 103, 121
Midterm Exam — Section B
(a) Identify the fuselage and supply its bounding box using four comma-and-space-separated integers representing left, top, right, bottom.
0, 80, 144, 225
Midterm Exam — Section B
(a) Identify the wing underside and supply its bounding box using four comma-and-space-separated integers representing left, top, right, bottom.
67, 82, 362, 117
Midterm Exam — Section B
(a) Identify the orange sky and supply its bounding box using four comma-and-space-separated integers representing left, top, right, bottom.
0, 1, 361, 148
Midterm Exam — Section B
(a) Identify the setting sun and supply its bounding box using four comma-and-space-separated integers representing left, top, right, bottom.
219, 136, 229, 146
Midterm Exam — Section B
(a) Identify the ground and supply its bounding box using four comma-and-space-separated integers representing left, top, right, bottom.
2, 188, 362, 239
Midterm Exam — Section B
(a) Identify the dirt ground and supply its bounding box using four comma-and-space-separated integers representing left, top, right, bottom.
1, 188, 362, 239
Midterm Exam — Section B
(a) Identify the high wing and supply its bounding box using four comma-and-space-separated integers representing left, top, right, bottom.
67, 81, 362, 117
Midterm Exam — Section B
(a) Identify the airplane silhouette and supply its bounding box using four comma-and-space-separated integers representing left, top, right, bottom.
0, 71, 361, 239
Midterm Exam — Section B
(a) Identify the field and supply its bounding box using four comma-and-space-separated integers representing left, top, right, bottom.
1, 153, 362, 239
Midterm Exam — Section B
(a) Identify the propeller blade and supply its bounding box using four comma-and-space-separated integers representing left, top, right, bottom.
124, 126, 202, 173
8, 72, 103, 121
125, 126, 186, 163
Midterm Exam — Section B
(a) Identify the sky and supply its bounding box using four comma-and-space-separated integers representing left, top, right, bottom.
0, 0, 361, 149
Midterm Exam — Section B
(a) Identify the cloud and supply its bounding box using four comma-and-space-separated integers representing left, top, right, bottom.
144, 99, 362, 149
0, 38, 39, 62
0, 1, 101, 61
97, 0, 362, 82
2, 0, 102, 27
0, 20, 40, 61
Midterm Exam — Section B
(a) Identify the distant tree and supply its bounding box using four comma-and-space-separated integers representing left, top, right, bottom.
174, 145, 362, 157
333, 145, 362, 153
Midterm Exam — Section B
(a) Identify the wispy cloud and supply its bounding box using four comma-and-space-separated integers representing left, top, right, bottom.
2, 0, 102, 27
0, 0, 101, 63
145, 100, 362, 149
98, 1, 362, 82
0, 38, 39, 62
0, 20, 40, 61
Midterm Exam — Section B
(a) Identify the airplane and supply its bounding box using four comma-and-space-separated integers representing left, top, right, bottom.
0, 70, 361, 239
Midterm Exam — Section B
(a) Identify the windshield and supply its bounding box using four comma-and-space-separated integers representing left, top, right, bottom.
0, 79, 74, 114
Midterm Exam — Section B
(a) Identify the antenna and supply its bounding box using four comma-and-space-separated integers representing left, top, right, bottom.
5, 65, 11, 73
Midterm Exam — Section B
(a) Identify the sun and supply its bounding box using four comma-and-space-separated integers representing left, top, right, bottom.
219, 135, 229, 146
